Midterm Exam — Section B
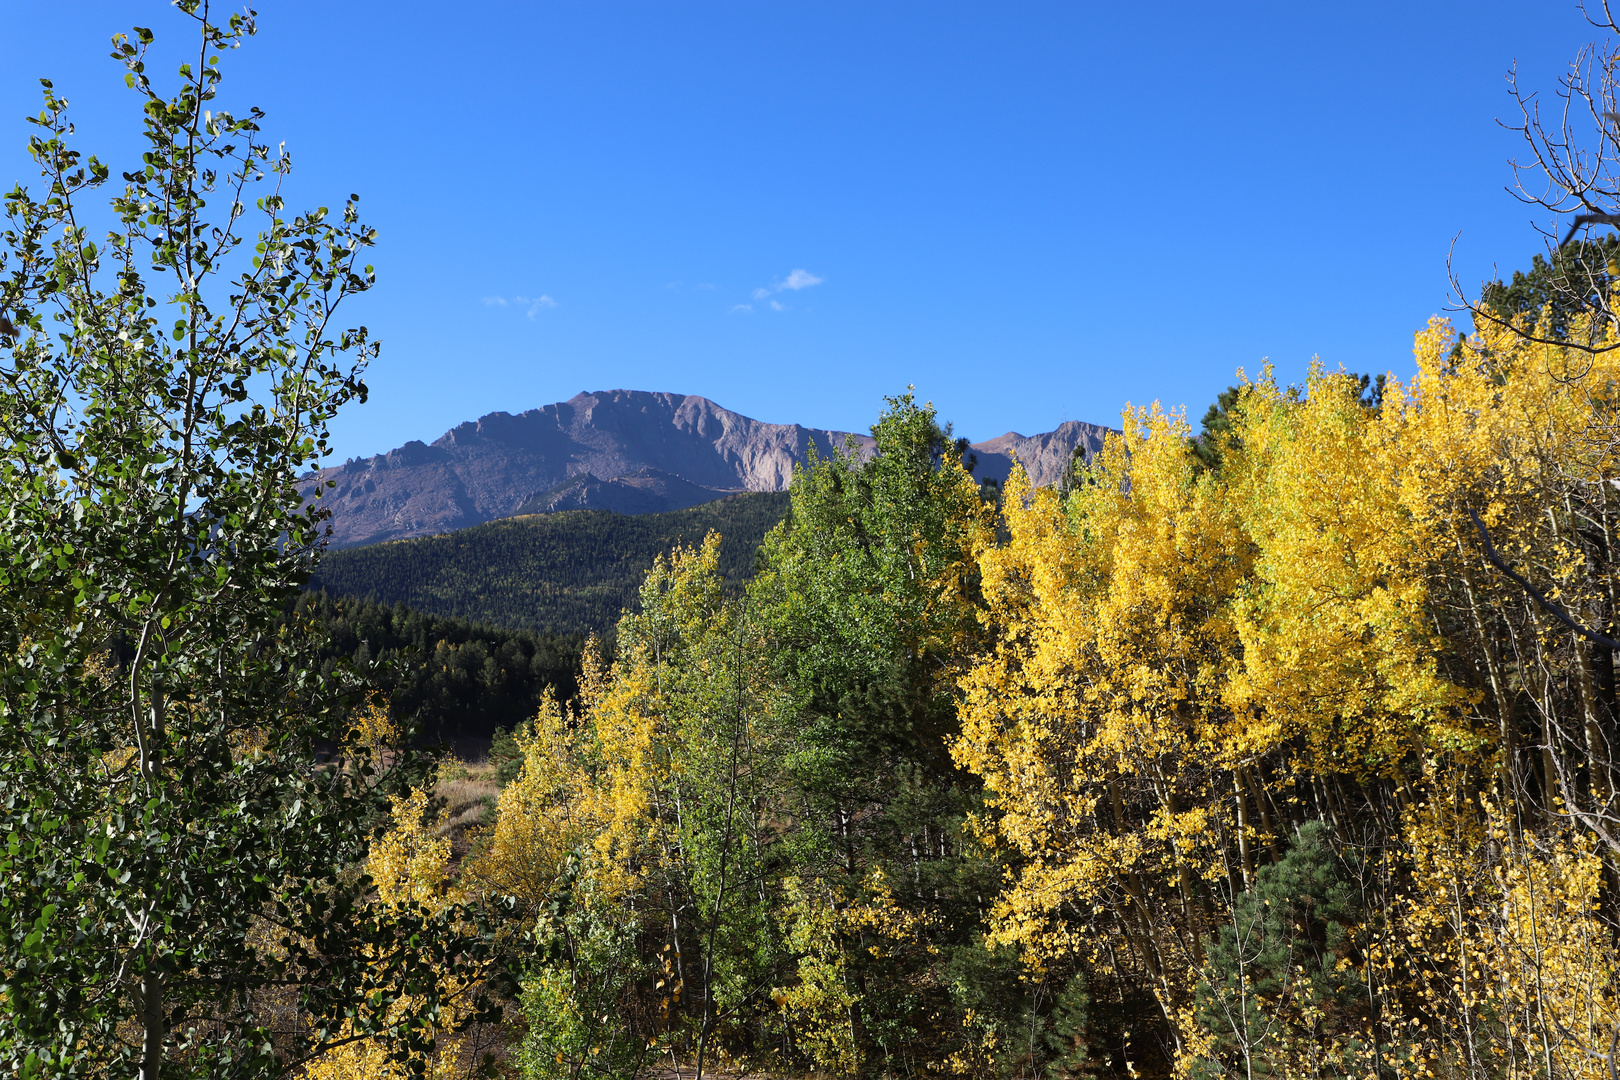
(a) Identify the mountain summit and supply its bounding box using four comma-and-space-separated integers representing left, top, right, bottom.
302, 389, 1111, 548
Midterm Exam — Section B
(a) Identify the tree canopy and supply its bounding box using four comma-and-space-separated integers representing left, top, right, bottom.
0, 8, 489, 1076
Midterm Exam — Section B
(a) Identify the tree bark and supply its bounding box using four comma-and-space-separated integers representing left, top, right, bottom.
139, 969, 164, 1080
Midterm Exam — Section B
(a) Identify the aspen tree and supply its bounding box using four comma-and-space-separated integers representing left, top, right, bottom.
0, 7, 485, 1077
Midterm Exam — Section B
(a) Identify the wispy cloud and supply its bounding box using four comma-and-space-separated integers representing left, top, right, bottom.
730, 303, 754, 314
483, 294, 558, 318
752, 268, 824, 305
782, 268, 822, 290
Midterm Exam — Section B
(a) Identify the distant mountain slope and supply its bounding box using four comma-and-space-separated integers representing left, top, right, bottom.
967, 420, 1113, 489
295, 592, 584, 740
302, 390, 871, 548
306, 491, 791, 636
512, 467, 732, 516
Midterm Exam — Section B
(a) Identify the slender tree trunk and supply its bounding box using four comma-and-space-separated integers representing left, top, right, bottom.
695, 606, 750, 1080
1242, 765, 1279, 862
1523, 603, 1565, 807
1458, 556, 1517, 799
1233, 772, 1254, 890
139, 969, 164, 1080
1155, 767, 1203, 965
1577, 644, 1611, 803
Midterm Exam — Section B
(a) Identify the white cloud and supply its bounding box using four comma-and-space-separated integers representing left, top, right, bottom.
484, 294, 557, 318
781, 268, 823, 290
769, 299, 785, 312
730, 303, 754, 314
752, 268, 824, 303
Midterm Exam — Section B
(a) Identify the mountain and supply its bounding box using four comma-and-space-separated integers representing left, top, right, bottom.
511, 467, 733, 516
303, 390, 871, 548
306, 492, 791, 636
303, 389, 1114, 549
966, 421, 1112, 490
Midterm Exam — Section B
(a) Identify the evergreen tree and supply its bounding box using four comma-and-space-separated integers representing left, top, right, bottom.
1479, 235, 1620, 339
1193, 823, 1364, 1077
751, 392, 1013, 1073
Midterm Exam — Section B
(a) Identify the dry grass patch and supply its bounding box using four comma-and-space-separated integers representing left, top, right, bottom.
435, 758, 501, 854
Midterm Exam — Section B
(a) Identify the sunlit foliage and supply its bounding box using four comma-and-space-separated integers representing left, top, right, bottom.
370, 311, 1620, 1079
954, 300, 1620, 1075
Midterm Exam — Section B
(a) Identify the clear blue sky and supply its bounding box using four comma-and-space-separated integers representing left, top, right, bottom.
0, 1, 1602, 459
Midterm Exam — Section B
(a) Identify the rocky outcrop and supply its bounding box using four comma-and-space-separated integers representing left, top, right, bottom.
302, 389, 1113, 548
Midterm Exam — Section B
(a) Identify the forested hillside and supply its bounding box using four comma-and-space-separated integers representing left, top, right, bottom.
307, 491, 789, 634
295, 593, 585, 740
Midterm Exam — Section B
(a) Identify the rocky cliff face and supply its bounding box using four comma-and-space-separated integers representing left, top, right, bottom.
302, 389, 1113, 548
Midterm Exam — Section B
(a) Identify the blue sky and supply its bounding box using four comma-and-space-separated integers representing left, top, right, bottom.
0, 2, 1604, 459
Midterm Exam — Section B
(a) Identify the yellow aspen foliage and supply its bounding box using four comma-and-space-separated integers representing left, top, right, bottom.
1369, 767, 1620, 1078
580, 529, 791, 906
954, 302, 1620, 1075
955, 404, 1244, 983
367, 786, 467, 911
776, 877, 864, 1078
483, 537, 745, 906
1387, 312, 1620, 820
1483, 833, 1620, 1077
481, 539, 739, 908
306, 751, 489, 1079
1361, 305, 1620, 1076
470, 532, 787, 1076
349, 691, 397, 758
580, 656, 668, 898
462, 687, 601, 909
775, 871, 944, 1078
1222, 366, 1474, 777
465, 602, 686, 915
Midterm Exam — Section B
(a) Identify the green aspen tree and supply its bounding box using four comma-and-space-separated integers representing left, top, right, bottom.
0, 5, 490, 1077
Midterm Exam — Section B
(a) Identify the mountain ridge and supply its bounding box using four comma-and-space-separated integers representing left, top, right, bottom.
303, 389, 1113, 548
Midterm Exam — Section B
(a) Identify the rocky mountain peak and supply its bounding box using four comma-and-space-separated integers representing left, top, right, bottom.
303, 389, 1112, 548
